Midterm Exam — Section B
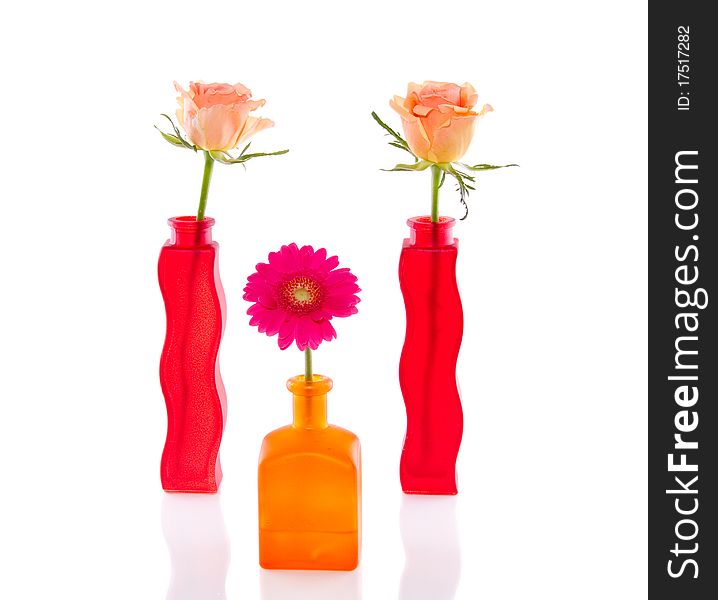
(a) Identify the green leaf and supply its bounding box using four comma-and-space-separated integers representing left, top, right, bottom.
209, 150, 232, 164
381, 160, 433, 172
210, 148, 288, 165
238, 149, 289, 160
454, 169, 475, 182
371, 111, 405, 144
371, 111, 416, 157
157, 114, 197, 151
461, 162, 519, 171
155, 127, 186, 148
438, 170, 446, 188
442, 163, 471, 220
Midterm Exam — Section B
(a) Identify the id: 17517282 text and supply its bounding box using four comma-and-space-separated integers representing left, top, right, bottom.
676, 25, 690, 111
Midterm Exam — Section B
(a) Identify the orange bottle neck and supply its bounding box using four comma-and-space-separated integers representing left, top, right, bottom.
292, 394, 328, 429
287, 374, 333, 430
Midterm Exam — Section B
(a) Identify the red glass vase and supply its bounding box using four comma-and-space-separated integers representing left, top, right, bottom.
399, 216, 463, 495
158, 216, 227, 493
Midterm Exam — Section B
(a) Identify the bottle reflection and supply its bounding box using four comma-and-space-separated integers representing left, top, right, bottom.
260, 568, 361, 600
162, 493, 230, 600
400, 496, 461, 600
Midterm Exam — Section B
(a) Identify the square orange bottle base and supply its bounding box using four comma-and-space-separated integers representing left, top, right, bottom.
259, 529, 359, 571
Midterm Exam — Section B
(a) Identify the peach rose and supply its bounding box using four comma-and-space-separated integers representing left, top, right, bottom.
390, 81, 493, 163
174, 81, 274, 152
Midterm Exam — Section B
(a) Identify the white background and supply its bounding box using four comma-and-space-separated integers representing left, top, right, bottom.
0, 1, 647, 598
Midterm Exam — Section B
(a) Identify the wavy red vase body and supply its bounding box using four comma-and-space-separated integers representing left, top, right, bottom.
399, 216, 464, 495
158, 216, 227, 493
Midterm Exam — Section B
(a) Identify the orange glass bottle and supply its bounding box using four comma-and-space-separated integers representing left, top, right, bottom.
258, 375, 361, 570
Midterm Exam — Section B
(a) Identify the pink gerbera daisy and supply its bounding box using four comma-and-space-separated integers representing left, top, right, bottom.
243, 243, 360, 351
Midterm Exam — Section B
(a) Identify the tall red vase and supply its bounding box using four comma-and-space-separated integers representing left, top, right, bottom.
399, 216, 463, 495
158, 216, 227, 493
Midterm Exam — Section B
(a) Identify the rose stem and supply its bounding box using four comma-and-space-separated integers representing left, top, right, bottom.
430, 164, 441, 222
196, 150, 215, 221
304, 348, 313, 381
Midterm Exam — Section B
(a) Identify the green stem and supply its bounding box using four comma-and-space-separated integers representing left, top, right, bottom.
304, 348, 313, 381
196, 150, 215, 221
430, 164, 441, 222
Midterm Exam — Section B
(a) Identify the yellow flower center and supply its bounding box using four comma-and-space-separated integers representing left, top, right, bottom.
294, 287, 311, 302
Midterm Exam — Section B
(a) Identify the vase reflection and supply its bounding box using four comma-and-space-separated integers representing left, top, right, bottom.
162, 493, 230, 600
400, 495, 461, 600
260, 568, 361, 600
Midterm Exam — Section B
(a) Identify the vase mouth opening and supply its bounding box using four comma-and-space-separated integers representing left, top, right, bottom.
407, 216, 456, 246
408, 216, 456, 229
287, 374, 333, 396
168, 216, 216, 230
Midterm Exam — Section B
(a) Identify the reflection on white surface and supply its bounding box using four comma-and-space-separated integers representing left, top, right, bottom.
260, 568, 361, 600
162, 493, 230, 600
400, 495, 461, 600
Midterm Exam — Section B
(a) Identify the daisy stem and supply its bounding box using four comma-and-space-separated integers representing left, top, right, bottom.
430, 164, 441, 222
304, 348, 313, 381
196, 150, 215, 221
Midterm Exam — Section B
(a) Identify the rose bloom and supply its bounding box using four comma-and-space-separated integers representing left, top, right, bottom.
174, 81, 274, 152
390, 81, 493, 164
